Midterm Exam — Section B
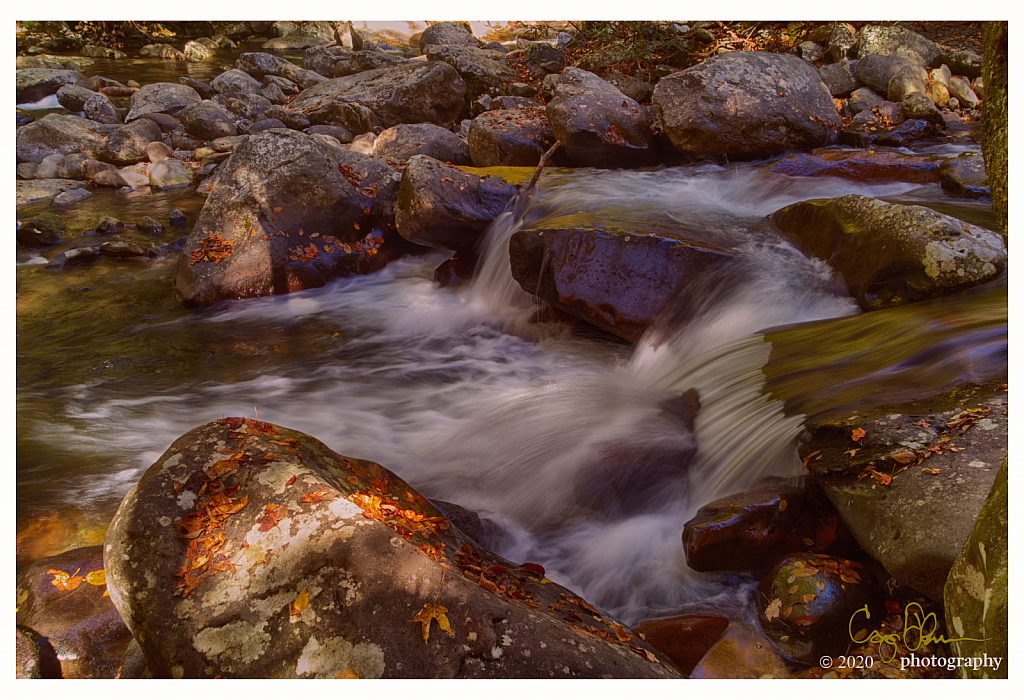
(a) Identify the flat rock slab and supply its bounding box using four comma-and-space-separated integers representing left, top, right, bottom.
802, 385, 1008, 600
17, 179, 89, 208
763, 149, 942, 184
103, 418, 680, 678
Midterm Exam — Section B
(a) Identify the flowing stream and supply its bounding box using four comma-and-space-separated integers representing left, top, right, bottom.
16, 103, 1005, 623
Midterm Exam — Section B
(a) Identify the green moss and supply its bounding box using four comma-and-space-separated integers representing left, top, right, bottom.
981, 22, 1007, 240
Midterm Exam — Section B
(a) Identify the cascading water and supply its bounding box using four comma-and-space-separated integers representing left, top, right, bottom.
16, 158, 1006, 625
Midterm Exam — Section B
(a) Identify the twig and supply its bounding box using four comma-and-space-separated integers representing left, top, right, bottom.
525, 140, 561, 192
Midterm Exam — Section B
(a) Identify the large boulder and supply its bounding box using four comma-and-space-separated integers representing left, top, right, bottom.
419, 21, 481, 52
16, 113, 105, 163
394, 155, 519, 251
125, 82, 202, 122
211, 68, 264, 98
140, 44, 187, 60
55, 83, 96, 112
289, 62, 467, 130
103, 418, 680, 678
546, 67, 652, 167
177, 100, 239, 141
82, 93, 121, 124
944, 457, 1007, 678
803, 385, 1007, 600
174, 129, 389, 307
425, 45, 516, 100
236, 52, 327, 90
653, 52, 841, 160
16, 545, 132, 678
939, 151, 989, 199
468, 108, 558, 167
856, 54, 915, 94
95, 118, 163, 166
16, 68, 84, 103
509, 227, 734, 343
855, 25, 942, 66
371, 123, 471, 165
817, 59, 862, 97
770, 195, 1006, 309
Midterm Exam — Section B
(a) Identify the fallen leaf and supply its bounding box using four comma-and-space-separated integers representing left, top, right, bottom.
336, 670, 359, 679
257, 504, 288, 532
845, 448, 860, 458
778, 499, 787, 512
765, 598, 782, 621
793, 615, 815, 627
922, 468, 941, 475
48, 568, 84, 591
851, 428, 867, 442
410, 603, 453, 644
891, 450, 917, 465
85, 570, 106, 586
289, 587, 309, 617
285, 475, 297, 486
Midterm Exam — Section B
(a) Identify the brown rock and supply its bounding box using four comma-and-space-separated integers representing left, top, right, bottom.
633, 614, 729, 676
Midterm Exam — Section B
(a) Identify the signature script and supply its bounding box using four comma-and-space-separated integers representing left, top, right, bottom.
849, 602, 989, 663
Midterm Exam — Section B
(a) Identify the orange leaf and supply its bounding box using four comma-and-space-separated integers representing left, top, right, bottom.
851, 428, 867, 441
289, 587, 309, 617
410, 603, 453, 644
335, 670, 359, 679
85, 570, 106, 586
301, 486, 332, 504
47, 568, 84, 591
257, 504, 287, 531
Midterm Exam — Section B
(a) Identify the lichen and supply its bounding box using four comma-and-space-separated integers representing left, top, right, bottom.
295, 635, 385, 678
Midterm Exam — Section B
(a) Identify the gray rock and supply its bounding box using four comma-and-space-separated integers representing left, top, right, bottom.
290, 62, 467, 130
16, 68, 84, 103
847, 87, 885, 115
250, 117, 288, 133
797, 41, 823, 63
147, 158, 193, 190
419, 21, 481, 52
770, 194, 1005, 310
215, 92, 273, 120
34, 153, 63, 179
887, 64, 928, 102
135, 216, 165, 234
16, 162, 37, 179
170, 209, 187, 226
944, 456, 1007, 677
371, 123, 471, 165
824, 25, 858, 63
210, 135, 247, 152
125, 82, 202, 122
350, 50, 408, 73
653, 52, 840, 161
930, 64, 952, 87
939, 152, 989, 198
78, 75, 125, 92
178, 100, 240, 141
140, 44, 186, 60
468, 108, 558, 167
262, 74, 300, 95
856, 54, 915, 94
99, 237, 158, 257
261, 82, 287, 104
900, 92, 947, 127
146, 141, 173, 161
96, 119, 163, 166
184, 40, 215, 62
818, 60, 862, 97
303, 124, 354, 144
804, 387, 1007, 601
211, 68, 264, 98
82, 92, 120, 124
56, 152, 90, 179
855, 25, 942, 66
490, 95, 539, 110
302, 44, 352, 78
52, 187, 92, 206
263, 105, 311, 130
96, 215, 123, 232
424, 44, 516, 100
948, 77, 979, 108
179, 77, 216, 100
603, 71, 654, 103
16, 113, 105, 163
45, 246, 103, 269
81, 44, 126, 59
55, 83, 96, 111
940, 50, 983, 79
548, 67, 652, 167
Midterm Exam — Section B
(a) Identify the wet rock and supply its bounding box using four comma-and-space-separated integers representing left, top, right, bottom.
212, 68, 264, 98
939, 151, 989, 198
183, 40, 215, 62
178, 76, 216, 100
371, 122, 471, 165
683, 476, 858, 573
115, 163, 152, 189
82, 92, 120, 124
817, 60, 862, 97
16, 113, 105, 163
763, 149, 941, 184
419, 21, 481, 52
856, 25, 942, 66
177, 100, 239, 141
769, 194, 1005, 309
900, 92, 946, 127
96, 118, 163, 166
509, 227, 734, 343
17, 212, 65, 247
140, 44, 186, 60
16, 178, 89, 207
428, 500, 508, 551
124, 82, 202, 122
425, 45, 516, 100
944, 456, 1006, 678
45, 246, 102, 269
290, 62, 467, 130
104, 418, 680, 678
547, 67, 652, 167
432, 254, 477, 288
17, 68, 84, 103
147, 159, 193, 190
52, 187, 91, 206
96, 216, 122, 233
81, 45, 127, 59
632, 614, 729, 676
16, 627, 46, 678
653, 52, 840, 161
802, 386, 1008, 600
856, 54, 915, 94
690, 624, 791, 678
174, 129, 391, 307
170, 210, 187, 227
15, 545, 132, 678
99, 237, 158, 258
756, 552, 886, 664
394, 155, 519, 251
845, 118, 939, 149
468, 108, 558, 167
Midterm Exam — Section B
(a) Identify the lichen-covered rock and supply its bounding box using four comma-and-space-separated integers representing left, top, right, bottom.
886, 64, 927, 102
371, 122, 471, 165
818, 60, 862, 97
546, 67, 652, 167
125, 82, 202, 122
17, 68, 85, 103
16, 545, 132, 678
290, 62, 467, 130
140, 44, 187, 60
16, 178, 90, 207
394, 155, 520, 251
683, 476, 858, 573
174, 129, 392, 307
16, 113, 105, 163
103, 418, 680, 678
418, 21, 481, 52
944, 456, 1007, 678
856, 54, 915, 94
17, 212, 65, 247
653, 52, 840, 160
425, 44, 516, 100
147, 158, 194, 190
468, 108, 558, 167
55, 83, 96, 111
756, 552, 886, 665
178, 100, 239, 141
509, 227, 734, 343
82, 92, 120, 124
855, 25, 942, 66
769, 194, 1006, 309
95, 118, 163, 166
802, 385, 1008, 600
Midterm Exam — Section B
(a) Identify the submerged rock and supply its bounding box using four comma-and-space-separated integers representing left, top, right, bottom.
763, 149, 942, 184
103, 418, 680, 678
769, 194, 1006, 309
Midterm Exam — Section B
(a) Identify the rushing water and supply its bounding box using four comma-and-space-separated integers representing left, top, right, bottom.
17, 151, 1006, 623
